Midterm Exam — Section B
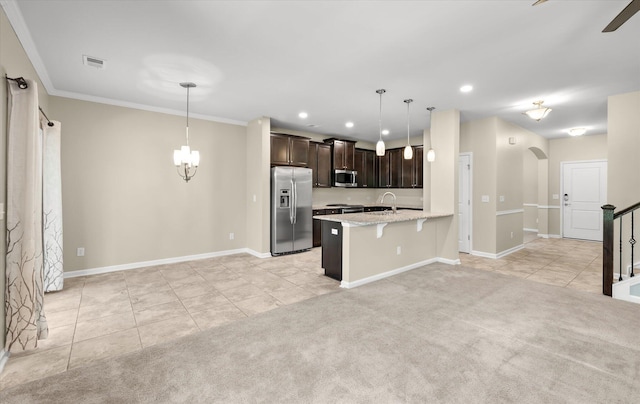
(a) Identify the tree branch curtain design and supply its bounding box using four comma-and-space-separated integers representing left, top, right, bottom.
5, 78, 63, 352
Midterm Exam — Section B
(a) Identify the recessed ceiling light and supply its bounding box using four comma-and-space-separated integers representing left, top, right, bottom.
568, 127, 586, 136
298, 112, 308, 119
382, 129, 390, 136
460, 84, 473, 93
345, 121, 354, 128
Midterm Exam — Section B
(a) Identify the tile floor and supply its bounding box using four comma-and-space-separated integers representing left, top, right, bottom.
0, 235, 604, 391
460, 233, 603, 294
0, 248, 340, 390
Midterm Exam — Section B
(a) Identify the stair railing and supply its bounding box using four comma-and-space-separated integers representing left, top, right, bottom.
602, 202, 640, 296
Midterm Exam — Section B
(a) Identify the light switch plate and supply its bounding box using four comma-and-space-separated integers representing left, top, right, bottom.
552, 194, 559, 200
499, 196, 505, 202
481, 195, 489, 203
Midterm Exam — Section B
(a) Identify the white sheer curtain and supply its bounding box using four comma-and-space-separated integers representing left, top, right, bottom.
42, 118, 64, 292
5, 79, 48, 352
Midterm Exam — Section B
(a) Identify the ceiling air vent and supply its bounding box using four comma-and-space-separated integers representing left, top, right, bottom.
83, 55, 106, 69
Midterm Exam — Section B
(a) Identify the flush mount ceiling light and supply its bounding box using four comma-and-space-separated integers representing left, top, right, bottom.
173, 82, 200, 182
426, 107, 436, 163
403, 99, 414, 160
298, 112, 308, 119
382, 129, 390, 136
460, 84, 473, 93
345, 121, 354, 128
568, 127, 587, 136
376, 89, 386, 156
524, 100, 552, 121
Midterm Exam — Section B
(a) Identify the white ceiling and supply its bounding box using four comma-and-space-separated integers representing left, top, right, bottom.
4, 0, 639, 142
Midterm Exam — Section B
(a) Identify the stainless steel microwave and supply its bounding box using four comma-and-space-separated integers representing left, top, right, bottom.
333, 169, 357, 187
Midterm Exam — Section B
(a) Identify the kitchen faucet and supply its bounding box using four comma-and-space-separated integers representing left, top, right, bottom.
380, 191, 397, 214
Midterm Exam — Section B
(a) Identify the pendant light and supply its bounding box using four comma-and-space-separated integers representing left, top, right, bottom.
426, 107, 436, 163
524, 100, 552, 121
376, 89, 386, 156
173, 82, 200, 182
403, 99, 413, 160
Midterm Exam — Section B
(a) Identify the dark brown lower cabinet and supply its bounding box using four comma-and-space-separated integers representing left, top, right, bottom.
321, 220, 342, 281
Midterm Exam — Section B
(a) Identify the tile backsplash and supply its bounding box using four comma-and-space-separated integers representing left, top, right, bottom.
312, 188, 425, 208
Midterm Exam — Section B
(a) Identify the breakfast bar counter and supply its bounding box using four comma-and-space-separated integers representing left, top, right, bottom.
314, 211, 454, 288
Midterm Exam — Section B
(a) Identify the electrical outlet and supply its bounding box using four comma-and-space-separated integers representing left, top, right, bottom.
229, 233, 234, 240
510, 232, 514, 239
397, 246, 401, 255
499, 195, 505, 202
77, 247, 85, 257
252, 194, 256, 202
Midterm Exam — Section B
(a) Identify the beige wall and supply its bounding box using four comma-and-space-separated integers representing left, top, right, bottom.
50, 96, 247, 271
246, 117, 271, 255
460, 117, 497, 254
0, 6, 52, 353
547, 134, 607, 235
607, 91, 640, 209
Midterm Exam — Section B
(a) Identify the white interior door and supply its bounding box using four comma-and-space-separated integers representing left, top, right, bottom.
562, 161, 607, 241
459, 154, 471, 252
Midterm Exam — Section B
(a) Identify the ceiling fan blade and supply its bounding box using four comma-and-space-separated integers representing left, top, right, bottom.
532, 0, 548, 5
603, 0, 640, 32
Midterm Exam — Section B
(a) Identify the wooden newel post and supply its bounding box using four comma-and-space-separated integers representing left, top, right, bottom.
602, 204, 616, 296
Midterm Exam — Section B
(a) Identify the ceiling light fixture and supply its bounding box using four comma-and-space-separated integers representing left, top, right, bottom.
524, 100, 552, 121
460, 85, 473, 93
568, 127, 586, 136
298, 112, 308, 119
426, 107, 436, 163
376, 89, 386, 156
403, 99, 414, 160
173, 82, 200, 182
345, 121, 354, 128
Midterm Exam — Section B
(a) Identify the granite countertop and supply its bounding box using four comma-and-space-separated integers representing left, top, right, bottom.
313, 210, 453, 225
313, 204, 423, 211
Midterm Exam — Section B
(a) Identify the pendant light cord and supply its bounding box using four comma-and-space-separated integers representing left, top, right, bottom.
186, 85, 190, 147
378, 91, 383, 141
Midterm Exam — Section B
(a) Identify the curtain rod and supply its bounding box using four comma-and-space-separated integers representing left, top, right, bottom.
6, 75, 54, 127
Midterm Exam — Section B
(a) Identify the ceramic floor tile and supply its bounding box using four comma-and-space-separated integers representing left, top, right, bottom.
130, 289, 179, 311
0, 345, 71, 391
212, 276, 253, 291
80, 289, 130, 308
172, 282, 214, 300
234, 294, 283, 316
73, 310, 136, 342
221, 284, 270, 303
181, 292, 231, 314
44, 307, 79, 328
36, 324, 76, 351
268, 286, 318, 305
137, 315, 199, 348
68, 328, 141, 370
77, 298, 133, 323
133, 300, 188, 326
44, 293, 82, 313
190, 302, 247, 330
126, 279, 172, 298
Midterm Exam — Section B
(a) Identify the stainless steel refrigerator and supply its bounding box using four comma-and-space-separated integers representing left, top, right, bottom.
271, 166, 313, 255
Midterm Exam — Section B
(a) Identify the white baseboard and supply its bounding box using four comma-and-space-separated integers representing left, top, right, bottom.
471, 244, 524, 259
0, 349, 10, 375
538, 234, 561, 239
523, 228, 538, 232
64, 248, 259, 278
340, 258, 438, 289
437, 257, 461, 265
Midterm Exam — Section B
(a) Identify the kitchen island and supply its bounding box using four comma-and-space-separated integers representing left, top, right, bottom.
314, 210, 454, 288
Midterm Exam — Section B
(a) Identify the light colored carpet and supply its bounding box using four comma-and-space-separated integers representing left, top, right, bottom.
1, 263, 639, 403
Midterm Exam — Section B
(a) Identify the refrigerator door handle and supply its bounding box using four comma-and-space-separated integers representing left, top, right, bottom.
290, 179, 295, 224
293, 180, 298, 224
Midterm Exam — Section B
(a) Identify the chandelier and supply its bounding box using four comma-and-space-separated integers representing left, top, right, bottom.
173, 82, 200, 182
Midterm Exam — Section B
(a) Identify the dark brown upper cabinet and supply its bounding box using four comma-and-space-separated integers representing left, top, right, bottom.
324, 139, 356, 171
270, 133, 309, 167
355, 148, 376, 188
401, 146, 424, 188
308, 141, 332, 188
377, 148, 402, 188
